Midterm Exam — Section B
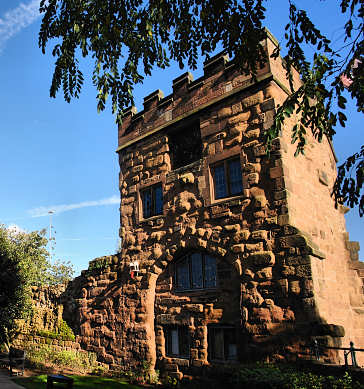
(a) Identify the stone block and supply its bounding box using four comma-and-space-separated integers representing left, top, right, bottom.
289, 280, 301, 295
253, 144, 267, 156
218, 107, 232, 118
242, 92, 264, 108
251, 230, 268, 240
241, 288, 264, 307
281, 265, 295, 277
232, 102, 242, 114
260, 98, 275, 112
247, 173, 260, 186
227, 111, 251, 125
224, 224, 241, 232
232, 229, 250, 243
270, 305, 284, 323
250, 251, 275, 267
254, 195, 268, 208
216, 247, 227, 256
295, 265, 312, 278
132, 164, 143, 173
230, 123, 246, 136
251, 307, 271, 323
164, 363, 179, 372
276, 279, 288, 295
245, 242, 264, 252
256, 267, 272, 280
184, 304, 203, 313
244, 129, 260, 139
232, 244, 245, 253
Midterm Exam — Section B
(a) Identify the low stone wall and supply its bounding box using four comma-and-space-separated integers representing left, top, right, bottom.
13, 333, 82, 352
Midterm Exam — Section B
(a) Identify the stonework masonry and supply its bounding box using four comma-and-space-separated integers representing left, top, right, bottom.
21, 31, 364, 377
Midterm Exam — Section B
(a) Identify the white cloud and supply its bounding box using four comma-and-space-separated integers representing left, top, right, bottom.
28, 195, 121, 217
7, 224, 25, 235
0, 0, 42, 53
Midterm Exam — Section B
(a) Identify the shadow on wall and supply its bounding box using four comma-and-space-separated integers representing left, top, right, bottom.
47, 253, 349, 373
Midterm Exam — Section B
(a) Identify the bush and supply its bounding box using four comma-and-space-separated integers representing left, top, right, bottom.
87, 258, 110, 274
35, 319, 75, 341
229, 364, 364, 389
110, 360, 159, 385
25, 344, 98, 373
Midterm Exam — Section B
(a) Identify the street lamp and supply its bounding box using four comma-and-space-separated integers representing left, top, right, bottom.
48, 210, 55, 262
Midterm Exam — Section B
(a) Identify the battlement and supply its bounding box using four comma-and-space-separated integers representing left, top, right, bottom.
117, 30, 298, 153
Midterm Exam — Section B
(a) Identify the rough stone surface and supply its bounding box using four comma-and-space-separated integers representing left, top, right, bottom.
21, 33, 364, 376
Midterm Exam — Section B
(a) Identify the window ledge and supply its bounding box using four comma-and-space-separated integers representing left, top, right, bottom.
173, 287, 217, 294
166, 355, 190, 361
209, 359, 239, 365
209, 194, 245, 206
139, 215, 164, 224
166, 159, 203, 183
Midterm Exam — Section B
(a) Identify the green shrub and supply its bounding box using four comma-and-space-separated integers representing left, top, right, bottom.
114, 360, 160, 385
92, 365, 106, 376
25, 344, 98, 373
229, 364, 364, 389
57, 319, 76, 341
35, 319, 75, 341
161, 375, 179, 388
87, 258, 110, 274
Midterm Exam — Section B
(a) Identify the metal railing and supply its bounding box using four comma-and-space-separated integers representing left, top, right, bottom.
311, 340, 364, 367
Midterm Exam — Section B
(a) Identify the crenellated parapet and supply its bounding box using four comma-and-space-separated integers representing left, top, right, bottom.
117, 32, 291, 153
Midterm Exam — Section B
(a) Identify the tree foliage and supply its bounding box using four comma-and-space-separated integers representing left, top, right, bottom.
38, 0, 363, 215
0, 226, 74, 344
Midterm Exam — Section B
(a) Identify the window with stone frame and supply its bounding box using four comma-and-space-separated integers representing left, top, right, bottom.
140, 183, 163, 219
174, 252, 217, 291
211, 156, 243, 200
168, 122, 202, 170
164, 325, 189, 358
208, 325, 237, 361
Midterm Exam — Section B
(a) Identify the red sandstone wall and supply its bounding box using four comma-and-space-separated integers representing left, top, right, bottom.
267, 57, 364, 363
114, 33, 364, 374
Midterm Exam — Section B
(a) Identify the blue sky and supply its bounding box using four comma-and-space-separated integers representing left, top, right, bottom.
0, 1, 362, 276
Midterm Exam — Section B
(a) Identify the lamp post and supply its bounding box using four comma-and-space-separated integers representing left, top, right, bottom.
48, 210, 55, 262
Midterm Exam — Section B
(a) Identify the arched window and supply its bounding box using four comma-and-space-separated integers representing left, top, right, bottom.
174, 252, 217, 291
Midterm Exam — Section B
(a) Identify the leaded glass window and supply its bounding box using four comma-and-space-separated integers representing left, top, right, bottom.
165, 326, 189, 358
175, 252, 217, 291
205, 255, 217, 288
211, 157, 243, 200
208, 326, 237, 361
140, 183, 163, 218
176, 260, 189, 290
191, 253, 203, 289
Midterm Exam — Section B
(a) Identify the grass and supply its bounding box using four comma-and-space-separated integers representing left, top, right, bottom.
14, 375, 142, 389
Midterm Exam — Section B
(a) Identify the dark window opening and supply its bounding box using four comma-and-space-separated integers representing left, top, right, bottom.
174, 252, 217, 291
211, 157, 243, 200
165, 326, 189, 358
169, 123, 202, 170
140, 183, 163, 218
208, 326, 237, 361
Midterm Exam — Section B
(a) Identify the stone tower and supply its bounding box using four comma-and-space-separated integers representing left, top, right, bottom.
114, 31, 364, 376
